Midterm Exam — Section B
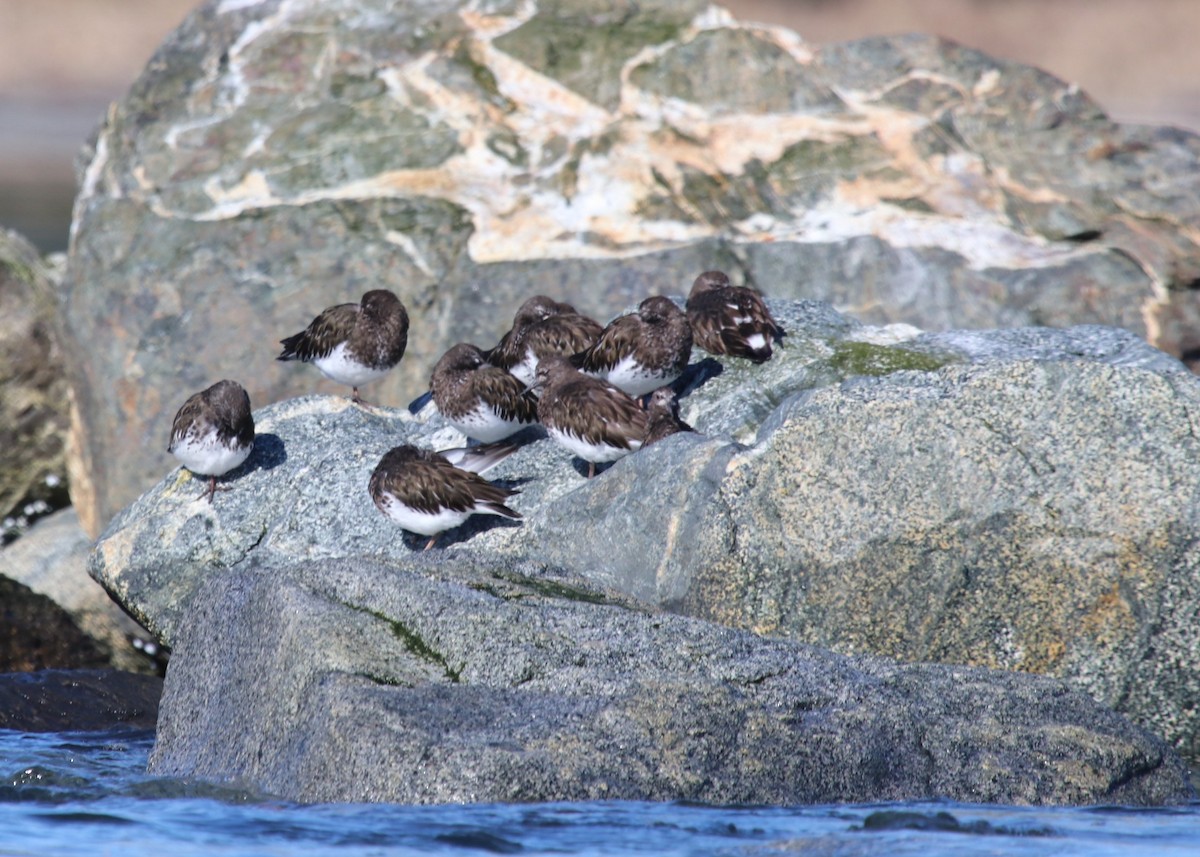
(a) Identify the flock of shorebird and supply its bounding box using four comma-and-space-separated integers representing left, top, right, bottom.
166, 271, 783, 549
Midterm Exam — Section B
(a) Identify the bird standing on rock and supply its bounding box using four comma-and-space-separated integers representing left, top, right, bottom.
531, 357, 647, 478
167, 379, 255, 503
277, 289, 409, 405
571, 295, 692, 399
368, 444, 521, 551
426, 343, 539, 443
486, 295, 603, 387
685, 270, 782, 363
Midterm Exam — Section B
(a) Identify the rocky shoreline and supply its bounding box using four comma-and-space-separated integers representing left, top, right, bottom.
4, 0, 1200, 806
91, 298, 1199, 805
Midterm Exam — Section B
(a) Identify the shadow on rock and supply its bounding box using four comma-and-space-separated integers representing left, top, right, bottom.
402, 515, 525, 552
676, 357, 724, 398
249, 432, 286, 472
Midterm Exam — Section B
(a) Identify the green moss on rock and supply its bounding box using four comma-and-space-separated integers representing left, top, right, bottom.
355, 604, 461, 683
827, 340, 957, 377
765, 134, 893, 209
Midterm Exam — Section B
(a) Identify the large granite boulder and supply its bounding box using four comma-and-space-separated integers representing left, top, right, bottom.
62, 0, 1200, 537
148, 556, 1191, 806
92, 299, 1200, 800
0, 228, 69, 537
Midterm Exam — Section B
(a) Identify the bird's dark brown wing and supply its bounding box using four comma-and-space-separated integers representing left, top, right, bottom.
688, 288, 781, 362
489, 313, 603, 370
370, 451, 520, 518
569, 314, 640, 375
484, 327, 523, 372
542, 376, 648, 450
277, 303, 359, 362
532, 314, 603, 356
473, 366, 540, 423
167, 391, 207, 452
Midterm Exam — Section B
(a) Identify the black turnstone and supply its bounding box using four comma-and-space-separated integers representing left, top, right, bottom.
570, 295, 692, 399
277, 289, 409, 404
369, 444, 521, 550
532, 357, 647, 478
426, 343, 539, 443
685, 270, 783, 363
643, 387, 694, 447
167, 379, 255, 503
486, 295, 603, 386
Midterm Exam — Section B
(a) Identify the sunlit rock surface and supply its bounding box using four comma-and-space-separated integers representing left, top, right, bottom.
92, 299, 1200, 797
62, 0, 1200, 535
147, 557, 1192, 806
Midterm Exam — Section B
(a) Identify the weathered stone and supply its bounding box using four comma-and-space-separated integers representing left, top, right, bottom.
91, 299, 1200, 778
62, 1, 1200, 537
148, 558, 1191, 806
0, 229, 68, 533
0, 669, 161, 732
0, 576, 108, 672
1, 508, 160, 673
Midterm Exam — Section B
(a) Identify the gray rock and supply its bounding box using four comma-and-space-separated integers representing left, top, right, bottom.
0, 669, 160, 732
92, 301, 1200, 797
88, 297, 875, 642
148, 557, 1192, 806
0, 575, 107, 672
1, 508, 159, 673
61, 0, 1200, 537
0, 228, 68, 531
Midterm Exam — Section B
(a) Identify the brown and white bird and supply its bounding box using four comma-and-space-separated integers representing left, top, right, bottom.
642, 387, 694, 447
531, 357, 648, 478
570, 295, 692, 399
685, 271, 782, 364
425, 343, 539, 443
486, 295, 603, 387
277, 289, 409, 404
368, 444, 521, 551
167, 379, 255, 503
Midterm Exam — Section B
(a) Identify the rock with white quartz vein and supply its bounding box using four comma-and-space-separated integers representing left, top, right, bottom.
63, 0, 1200, 537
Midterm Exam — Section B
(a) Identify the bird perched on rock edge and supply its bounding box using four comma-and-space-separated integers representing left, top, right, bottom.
167, 379, 255, 503
368, 444, 521, 550
277, 289, 409, 405
685, 270, 782, 364
570, 295, 692, 399
486, 295, 603, 388
531, 357, 648, 478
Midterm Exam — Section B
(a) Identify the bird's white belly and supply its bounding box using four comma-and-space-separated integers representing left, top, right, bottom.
451, 403, 528, 443
170, 431, 252, 477
509, 350, 538, 387
605, 355, 669, 398
548, 426, 640, 464
314, 342, 391, 387
376, 492, 471, 536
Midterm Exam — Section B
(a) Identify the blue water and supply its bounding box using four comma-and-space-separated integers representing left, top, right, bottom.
2, 730, 1198, 856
